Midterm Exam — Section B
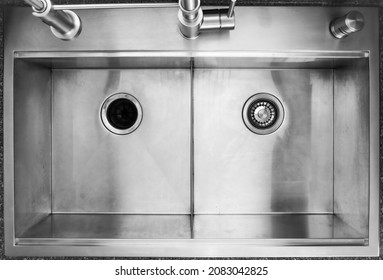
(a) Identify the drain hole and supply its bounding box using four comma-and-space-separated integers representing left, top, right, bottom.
248, 99, 278, 129
107, 98, 138, 130
243, 93, 284, 135
101, 93, 143, 135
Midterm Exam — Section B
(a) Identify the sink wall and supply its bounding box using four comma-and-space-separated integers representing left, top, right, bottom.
14, 60, 52, 237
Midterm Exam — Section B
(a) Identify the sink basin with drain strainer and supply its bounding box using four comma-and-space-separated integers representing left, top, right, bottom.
242, 93, 284, 135
101, 92, 143, 135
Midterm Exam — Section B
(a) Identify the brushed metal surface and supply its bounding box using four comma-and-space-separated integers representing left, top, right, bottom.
194, 69, 333, 214
193, 214, 364, 239
4, 7, 378, 52
20, 214, 191, 239
52, 69, 191, 213
7, 54, 377, 257
18, 213, 364, 245
334, 59, 369, 236
14, 60, 52, 237
13, 51, 368, 69
16, 237, 366, 247
4, 6, 379, 257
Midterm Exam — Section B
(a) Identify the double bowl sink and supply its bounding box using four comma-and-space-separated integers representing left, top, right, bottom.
3, 6, 379, 257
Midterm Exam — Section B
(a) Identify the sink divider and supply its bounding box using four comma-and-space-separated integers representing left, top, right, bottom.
190, 58, 195, 239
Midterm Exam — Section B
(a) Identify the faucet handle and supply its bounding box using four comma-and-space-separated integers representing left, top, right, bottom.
227, 0, 237, 18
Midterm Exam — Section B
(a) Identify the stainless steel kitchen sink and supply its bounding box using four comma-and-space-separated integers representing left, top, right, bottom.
3, 6, 379, 257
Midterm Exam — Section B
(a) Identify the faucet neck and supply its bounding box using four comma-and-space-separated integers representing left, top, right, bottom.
179, 0, 201, 21
180, 0, 200, 11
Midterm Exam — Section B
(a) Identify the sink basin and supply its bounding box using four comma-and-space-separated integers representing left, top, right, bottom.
9, 51, 373, 250
3, 6, 379, 257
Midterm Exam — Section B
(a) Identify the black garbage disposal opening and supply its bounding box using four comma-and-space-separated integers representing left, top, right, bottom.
106, 98, 139, 130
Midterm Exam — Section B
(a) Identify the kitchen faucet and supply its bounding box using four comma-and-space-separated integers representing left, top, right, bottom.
178, 0, 237, 39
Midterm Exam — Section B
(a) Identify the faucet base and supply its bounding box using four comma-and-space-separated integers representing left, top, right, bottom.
178, 8, 203, 39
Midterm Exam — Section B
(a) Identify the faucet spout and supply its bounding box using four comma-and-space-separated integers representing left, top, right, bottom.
178, 0, 203, 39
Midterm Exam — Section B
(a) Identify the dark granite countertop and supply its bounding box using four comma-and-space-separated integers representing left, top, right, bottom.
0, 0, 381, 260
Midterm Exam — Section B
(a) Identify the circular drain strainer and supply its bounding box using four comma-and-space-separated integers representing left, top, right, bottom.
101, 93, 143, 135
242, 93, 284, 135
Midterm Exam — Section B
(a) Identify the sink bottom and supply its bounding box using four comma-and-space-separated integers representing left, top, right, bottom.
17, 213, 365, 246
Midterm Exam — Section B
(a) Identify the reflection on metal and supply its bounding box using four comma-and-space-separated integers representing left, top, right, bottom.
194, 69, 334, 214
101, 93, 143, 135
13, 59, 52, 238
242, 93, 284, 135
193, 214, 365, 241
334, 58, 370, 237
51, 69, 190, 214
4, 6, 379, 257
20, 214, 192, 239
330, 11, 365, 39
25, 0, 82, 40
8, 53, 375, 257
